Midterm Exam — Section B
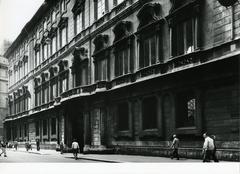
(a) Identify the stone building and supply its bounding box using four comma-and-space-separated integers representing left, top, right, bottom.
4, 0, 239, 161
0, 56, 8, 140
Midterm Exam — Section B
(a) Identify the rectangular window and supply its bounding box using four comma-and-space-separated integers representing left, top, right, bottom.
43, 44, 48, 61
176, 92, 196, 128
51, 82, 57, 100
51, 36, 57, 55
60, 27, 67, 48
43, 119, 48, 136
75, 13, 83, 35
96, 59, 107, 81
97, 0, 105, 19
115, 48, 129, 77
51, 10, 56, 23
142, 97, 158, 130
35, 51, 40, 67
172, 18, 195, 57
61, 77, 68, 93
140, 34, 157, 68
117, 102, 129, 131
24, 124, 27, 137
51, 118, 56, 135
35, 121, 40, 136
43, 20, 47, 31
61, 0, 66, 13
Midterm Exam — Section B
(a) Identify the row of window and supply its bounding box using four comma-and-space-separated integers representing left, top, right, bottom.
9, 96, 29, 115
35, 118, 57, 137
116, 92, 197, 132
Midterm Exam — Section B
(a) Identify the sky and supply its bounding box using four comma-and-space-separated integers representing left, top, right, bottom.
0, 0, 44, 54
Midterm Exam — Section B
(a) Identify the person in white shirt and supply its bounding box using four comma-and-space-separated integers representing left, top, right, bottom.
71, 139, 79, 160
170, 134, 180, 160
202, 133, 215, 162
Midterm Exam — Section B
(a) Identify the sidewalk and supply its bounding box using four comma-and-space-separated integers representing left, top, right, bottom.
10, 148, 205, 162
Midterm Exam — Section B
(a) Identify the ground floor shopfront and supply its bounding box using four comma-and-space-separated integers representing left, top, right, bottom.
4, 57, 240, 161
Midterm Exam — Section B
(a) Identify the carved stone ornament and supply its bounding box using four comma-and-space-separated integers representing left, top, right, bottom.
34, 43, 41, 52
41, 72, 49, 82
58, 60, 69, 72
34, 77, 41, 86
58, 17, 68, 29
113, 21, 132, 43
72, 0, 85, 15
217, 0, 238, 7
137, 3, 161, 30
49, 66, 58, 77
22, 55, 28, 62
93, 34, 109, 53
48, 27, 57, 38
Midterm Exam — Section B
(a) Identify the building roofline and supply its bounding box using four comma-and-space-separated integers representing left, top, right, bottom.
4, 0, 59, 58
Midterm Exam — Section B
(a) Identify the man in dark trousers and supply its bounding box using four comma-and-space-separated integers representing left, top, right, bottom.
0, 140, 7, 157
71, 139, 79, 160
170, 134, 180, 160
36, 139, 40, 151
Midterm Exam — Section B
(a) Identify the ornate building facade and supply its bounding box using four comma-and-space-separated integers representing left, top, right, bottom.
4, 0, 239, 161
0, 56, 8, 140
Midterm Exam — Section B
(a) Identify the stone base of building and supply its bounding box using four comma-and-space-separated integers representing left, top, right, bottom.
83, 145, 114, 154
115, 146, 240, 162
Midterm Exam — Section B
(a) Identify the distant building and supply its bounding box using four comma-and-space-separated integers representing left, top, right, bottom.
0, 55, 8, 140
3, 0, 240, 161
0, 40, 12, 55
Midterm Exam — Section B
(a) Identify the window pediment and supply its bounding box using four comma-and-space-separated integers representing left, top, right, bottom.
72, 0, 85, 15
22, 55, 28, 62
41, 72, 49, 82
137, 3, 161, 30
58, 16, 68, 29
93, 34, 109, 54
34, 77, 41, 86
72, 47, 88, 65
48, 27, 57, 38
34, 42, 41, 52
58, 60, 69, 72
49, 66, 58, 78
113, 21, 132, 43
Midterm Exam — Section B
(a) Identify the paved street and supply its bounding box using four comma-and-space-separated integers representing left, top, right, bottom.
0, 149, 101, 163
0, 148, 235, 163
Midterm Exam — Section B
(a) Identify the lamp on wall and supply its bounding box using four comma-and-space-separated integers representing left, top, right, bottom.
218, 0, 238, 7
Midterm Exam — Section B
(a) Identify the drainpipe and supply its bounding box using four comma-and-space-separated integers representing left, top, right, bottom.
231, 5, 235, 40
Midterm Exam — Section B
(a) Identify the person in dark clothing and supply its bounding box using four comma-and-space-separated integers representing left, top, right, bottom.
170, 134, 180, 160
0, 141, 7, 157
211, 135, 219, 162
36, 139, 40, 151
60, 141, 64, 154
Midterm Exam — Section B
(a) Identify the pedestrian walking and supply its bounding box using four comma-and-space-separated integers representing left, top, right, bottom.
202, 133, 215, 162
71, 139, 79, 160
60, 141, 64, 154
25, 141, 29, 151
14, 140, 18, 151
0, 140, 7, 157
36, 139, 40, 151
211, 135, 219, 162
170, 134, 180, 160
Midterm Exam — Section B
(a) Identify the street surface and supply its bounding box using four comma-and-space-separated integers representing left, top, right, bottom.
0, 148, 100, 163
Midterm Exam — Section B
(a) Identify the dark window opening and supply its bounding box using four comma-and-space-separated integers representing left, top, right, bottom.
142, 97, 158, 130
176, 92, 196, 128
36, 121, 40, 136
43, 120, 48, 136
51, 118, 56, 135
117, 102, 129, 131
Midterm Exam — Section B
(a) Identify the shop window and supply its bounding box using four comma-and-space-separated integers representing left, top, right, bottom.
117, 102, 129, 131
176, 92, 196, 128
142, 97, 158, 130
